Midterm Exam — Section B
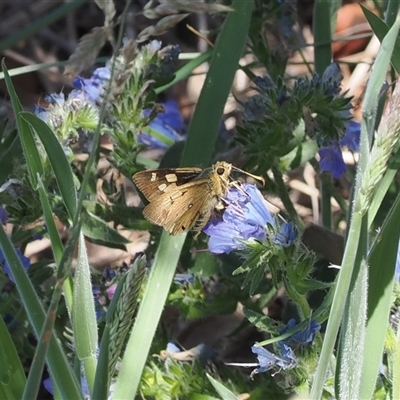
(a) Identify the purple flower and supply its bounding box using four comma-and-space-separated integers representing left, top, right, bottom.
0, 207, 7, 225
138, 100, 184, 149
250, 345, 296, 378
318, 145, 347, 179
106, 283, 117, 300
1, 248, 30, 283
340, 120, 360, 152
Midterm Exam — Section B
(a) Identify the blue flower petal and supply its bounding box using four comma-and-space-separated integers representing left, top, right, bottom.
203, 218, 245, 254
138, 101, 184, 149
2, 248, 30, 283
318, 145, 347, 178
251, 346, 278, 373
204, 184, 287, 254
272, 222, 296, 247
396, 241, 400, 283
340, 120, 360, 152
0, 207, 7, 225
279, 318, 321, 346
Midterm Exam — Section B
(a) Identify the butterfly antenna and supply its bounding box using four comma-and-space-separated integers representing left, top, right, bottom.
231, 166, 265, 186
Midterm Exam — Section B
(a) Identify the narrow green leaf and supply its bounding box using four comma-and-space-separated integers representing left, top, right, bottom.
72, 233, 98, 393
206, 374, 237, 400
0, 317, 25, 399
181, 0, 255, 167
359, 192, 400, 399
362, 6, 400, 73
155, 49, 213, 94
20, 111, 78, 219
2, 61, 43, 188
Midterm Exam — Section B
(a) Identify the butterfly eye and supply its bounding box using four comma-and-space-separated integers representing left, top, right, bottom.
217, 167, 225, 175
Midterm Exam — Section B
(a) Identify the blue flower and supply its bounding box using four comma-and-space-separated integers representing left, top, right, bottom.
272, 222, 296, 247
173, 273, 194, 285
340, 120, 361, 152
138, 100, 184, 149
250, 345, 296, 378
1, 248, 30, 283
203, 184, 274, 254
0, 207, 7, 225
72, 67, 111, 103
203, 184, 294, 254
279, 318, 321, 346
318, 145, 347, 179
44, 93, 66, 107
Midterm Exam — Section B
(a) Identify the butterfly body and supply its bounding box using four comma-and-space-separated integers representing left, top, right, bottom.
133, 161, 233, 236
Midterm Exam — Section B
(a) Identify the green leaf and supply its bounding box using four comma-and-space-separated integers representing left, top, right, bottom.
243, 307, 278, 333
82, 209, 130, 249
206, 374, 237, 400
294, 278, 332, 295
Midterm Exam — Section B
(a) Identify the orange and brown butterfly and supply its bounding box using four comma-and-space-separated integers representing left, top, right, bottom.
132, 161, 264, 237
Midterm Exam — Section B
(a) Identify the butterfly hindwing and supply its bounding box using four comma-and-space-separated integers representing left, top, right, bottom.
142, 180, 217, 235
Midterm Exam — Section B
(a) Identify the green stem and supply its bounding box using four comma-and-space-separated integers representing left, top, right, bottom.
271, 166, 303, 229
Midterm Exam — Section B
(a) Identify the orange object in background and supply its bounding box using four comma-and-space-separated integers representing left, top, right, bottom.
333, 3, 376, 59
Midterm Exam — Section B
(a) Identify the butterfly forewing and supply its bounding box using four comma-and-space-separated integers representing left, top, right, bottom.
133, 167, 202, 202
142, 180, 214, 235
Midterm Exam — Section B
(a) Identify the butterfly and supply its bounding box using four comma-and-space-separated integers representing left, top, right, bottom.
133, 161, 264, 237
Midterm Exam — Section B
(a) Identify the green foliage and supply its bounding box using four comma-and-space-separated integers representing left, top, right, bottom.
1, 0, 400, 399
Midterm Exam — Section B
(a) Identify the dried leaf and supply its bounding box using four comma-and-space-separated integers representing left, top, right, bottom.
154, 13, 189, 33
161, 0, 233, 14
94, 0, 116, 25
136, 25, 157, 43
64, 27, 109, 78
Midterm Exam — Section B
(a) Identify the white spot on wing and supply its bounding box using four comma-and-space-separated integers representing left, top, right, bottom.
165, 173, 178, 183
151, 173, 157, 182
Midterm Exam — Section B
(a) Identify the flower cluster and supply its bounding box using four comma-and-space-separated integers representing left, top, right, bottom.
250, 318, 320, 378
34, 67, 109, 143
203, 184, 296, 254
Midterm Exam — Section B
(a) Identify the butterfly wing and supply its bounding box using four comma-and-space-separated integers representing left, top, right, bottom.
133, 167, 203, 202
142, 180, 217, 235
